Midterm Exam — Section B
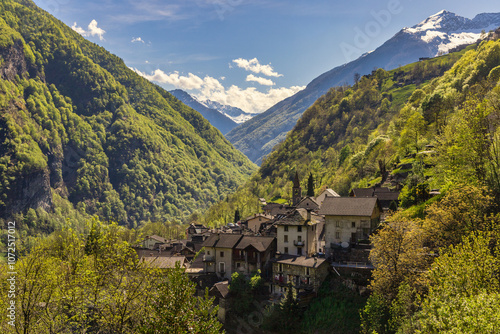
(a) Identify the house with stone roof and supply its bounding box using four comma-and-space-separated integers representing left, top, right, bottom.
140, 235, 167, 250
202, 234, 243, 280
233, 236, 276, 278
244, 213, 273, 233
350, 187, 400, 210
271, 254, 330, 295
275, 208, 324, 257
319, 197, 381, 258
201, 234, 277, 280
295, 196, 320, 212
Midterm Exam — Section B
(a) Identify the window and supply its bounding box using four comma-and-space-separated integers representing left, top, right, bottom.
297, 248, 303, 256
284, 247, 289, 254
236, 262, 241, 268
284, 235, 288, 243
220, 251, 224, 258
297, 235, 302, 242
335, 231, 340, 239
279, 263, 283, 272
284, 226, 289, 232
336, 221, 340, 227
306, 267, 310, 275
297, 226, 302, 232
207, 250, 210, 255
219, 262, 225, 273
352, 222, 356, 228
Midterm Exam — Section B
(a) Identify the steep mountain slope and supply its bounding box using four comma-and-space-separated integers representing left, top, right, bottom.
226, 10, 500, 165
0, 0, 256, 227
205, 38, 500, 224
169, 89, 237, 134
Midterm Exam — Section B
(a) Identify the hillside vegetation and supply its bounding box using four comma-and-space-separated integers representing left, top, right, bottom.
0, 0, 256, 235
204, 34, 500, 333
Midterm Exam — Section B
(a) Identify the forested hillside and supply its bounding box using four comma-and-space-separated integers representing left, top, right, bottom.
204, 34, 500, 334
0, 0, 256, 232
203, 42, 487, 224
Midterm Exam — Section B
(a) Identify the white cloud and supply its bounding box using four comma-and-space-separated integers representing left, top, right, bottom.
131, 37, 145, 43
246, 74, 275, 86
72, 20, 106, 41
131, 68, 304, 114
232, 58, 283, 77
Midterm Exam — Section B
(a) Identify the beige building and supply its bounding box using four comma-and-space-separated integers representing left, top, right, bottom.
275, 208, 323, 257
140, 235, 166, 250
271, 255, 330, 294
315, 188, 340, 207
319, 197, 381, 257
202, 234, 243, 280
245, 213, 273, 233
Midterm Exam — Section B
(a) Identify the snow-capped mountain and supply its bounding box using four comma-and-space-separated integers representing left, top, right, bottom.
200, 100, 254, 124
226, 10, 500, 165
169, 89, 237, 135
404, 10, 500, 55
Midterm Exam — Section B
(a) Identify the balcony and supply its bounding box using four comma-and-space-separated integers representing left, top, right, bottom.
294, 240, 305, 247
203, 255, 214, 262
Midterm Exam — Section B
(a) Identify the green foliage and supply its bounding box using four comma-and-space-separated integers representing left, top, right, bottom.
0, 0, 256, 229
408, 232, 500, 333
0, 219, 222, 333
301, 275, 367, 334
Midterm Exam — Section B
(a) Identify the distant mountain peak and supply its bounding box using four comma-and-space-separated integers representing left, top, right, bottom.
403, 10, 500, 55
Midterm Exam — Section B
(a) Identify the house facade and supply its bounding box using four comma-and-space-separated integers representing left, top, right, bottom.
271, 255, 330, 295
202, 234, 243, 280
319, 197, 381, 258
275, 208, 323, 257
201, 234, 277, 280
233, 236, 276, 278
245, 214, 273, 233
140, 235, 166, 249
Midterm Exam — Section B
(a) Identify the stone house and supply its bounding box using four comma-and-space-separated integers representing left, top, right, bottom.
295, 197, 320, 212
319, 197, 381, 258
232, 236, 276, 279
271, 255, 330, 295
315, 188, 340, 207
202, 234, 243, 280
140, 235, 166, 250
275, 208, 324, 257
244, 213, 273, 234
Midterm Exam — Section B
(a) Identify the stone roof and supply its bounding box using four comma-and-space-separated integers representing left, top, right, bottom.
210, 281, 230, 299
234, 236, 275, 252
245, 213, 273, 221
318, 197, 379, 217
145, 235, 166, 243
275, 255, 327, 269
296, 197, 320, 209
201, 234, 243, 249
142, 256, 187, 269
275, 208, 322, 226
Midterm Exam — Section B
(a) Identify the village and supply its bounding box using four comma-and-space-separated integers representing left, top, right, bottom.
132, 172, 400, 323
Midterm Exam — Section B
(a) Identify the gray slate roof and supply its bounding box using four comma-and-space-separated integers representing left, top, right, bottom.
234, 236, 275, 252
318, 197, 379, 217
275, 255, 327, 268
275, 208, 323, 226
201, 234, 243, 249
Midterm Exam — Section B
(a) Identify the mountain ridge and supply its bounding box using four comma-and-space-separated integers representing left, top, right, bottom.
0, 0, 256, 228
226, 10, 500, 165
169, 89, 237, 134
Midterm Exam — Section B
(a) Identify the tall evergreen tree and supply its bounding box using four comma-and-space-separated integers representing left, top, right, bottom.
307, 173, 315, 197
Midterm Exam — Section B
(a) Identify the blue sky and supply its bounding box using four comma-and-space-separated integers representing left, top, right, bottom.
34, 0, 500, 113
